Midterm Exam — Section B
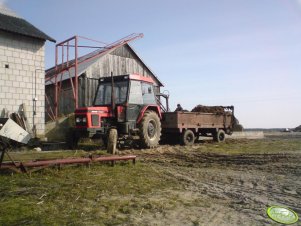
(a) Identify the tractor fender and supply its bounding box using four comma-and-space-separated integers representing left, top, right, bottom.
136, 105, 161, 124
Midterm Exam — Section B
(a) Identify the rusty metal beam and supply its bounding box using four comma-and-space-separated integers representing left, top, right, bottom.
0, 155, 137, 173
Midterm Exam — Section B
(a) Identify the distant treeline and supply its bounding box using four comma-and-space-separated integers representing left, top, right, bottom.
244, 128, 292, 132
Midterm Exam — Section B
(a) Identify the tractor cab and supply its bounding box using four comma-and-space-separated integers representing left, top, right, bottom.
94, 74, 159, 125
73, 74, 162, 152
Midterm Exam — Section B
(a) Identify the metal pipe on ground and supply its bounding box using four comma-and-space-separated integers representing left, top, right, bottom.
0, 155, 137, 173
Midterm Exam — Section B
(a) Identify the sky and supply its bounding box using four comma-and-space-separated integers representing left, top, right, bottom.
2, 0, 301, 128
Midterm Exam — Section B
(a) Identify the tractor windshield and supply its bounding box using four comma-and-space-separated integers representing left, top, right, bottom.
94, 81, 128, 105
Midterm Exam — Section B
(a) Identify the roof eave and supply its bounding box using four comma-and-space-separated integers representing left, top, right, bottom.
126, 43, 164, 87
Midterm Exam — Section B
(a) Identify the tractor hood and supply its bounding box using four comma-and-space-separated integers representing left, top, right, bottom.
75, 106, 112, 115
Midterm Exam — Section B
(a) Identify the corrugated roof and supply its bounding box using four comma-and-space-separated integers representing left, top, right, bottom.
45, 43, 163, 86
0, 5, 55, 42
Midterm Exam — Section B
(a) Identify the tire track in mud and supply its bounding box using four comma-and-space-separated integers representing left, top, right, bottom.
160, 165, 300, 225
140, 151, 301, 225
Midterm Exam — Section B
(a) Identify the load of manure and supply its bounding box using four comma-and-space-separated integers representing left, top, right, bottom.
191, 105, 225, 114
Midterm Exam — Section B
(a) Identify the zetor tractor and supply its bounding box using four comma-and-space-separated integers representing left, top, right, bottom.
72, 74, 162, 153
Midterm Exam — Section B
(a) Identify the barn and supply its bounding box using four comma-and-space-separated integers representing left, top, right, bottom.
45, 35, 163, 122
0, 5, 55, 137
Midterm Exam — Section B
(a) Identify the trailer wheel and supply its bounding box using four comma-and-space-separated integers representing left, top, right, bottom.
213, 129, 226, 142
139, 110, 161, 148
181, 129, 195, 145
107, 128, 117, 154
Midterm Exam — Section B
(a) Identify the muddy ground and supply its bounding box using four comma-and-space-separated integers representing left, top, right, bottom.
121, 135, 301, 225
1, 133, 300, 225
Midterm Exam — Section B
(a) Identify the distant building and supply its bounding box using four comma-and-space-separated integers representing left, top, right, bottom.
45, 42, 163, 120
0, 5, 55, 137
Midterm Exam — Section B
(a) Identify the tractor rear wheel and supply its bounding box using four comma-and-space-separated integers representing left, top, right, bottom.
107, 128, 117, 154
181, 129, 195, 145
139, 110, 161, 148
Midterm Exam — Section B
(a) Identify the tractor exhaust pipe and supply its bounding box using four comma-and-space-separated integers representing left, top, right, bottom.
111, 72, 115, 117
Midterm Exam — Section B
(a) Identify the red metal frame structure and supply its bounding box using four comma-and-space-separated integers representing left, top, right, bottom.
45, 33, 144, 120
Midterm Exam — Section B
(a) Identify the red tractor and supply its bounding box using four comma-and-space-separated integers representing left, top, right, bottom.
71, 74, 163, 153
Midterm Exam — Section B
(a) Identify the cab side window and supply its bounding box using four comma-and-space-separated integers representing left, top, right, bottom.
142, 83, 156, 104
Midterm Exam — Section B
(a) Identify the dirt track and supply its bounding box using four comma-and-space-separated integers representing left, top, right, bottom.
123, 138, 301, 225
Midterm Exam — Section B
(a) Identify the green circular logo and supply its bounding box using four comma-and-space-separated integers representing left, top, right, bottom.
267, 206, 299, 225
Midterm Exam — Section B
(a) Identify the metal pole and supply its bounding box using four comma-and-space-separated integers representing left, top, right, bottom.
111, 72, 115, 117
54, 45, 58, 118
75, 36, 78, 108
33, 68, 43, 138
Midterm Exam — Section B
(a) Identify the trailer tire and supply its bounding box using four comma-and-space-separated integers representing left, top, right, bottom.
181, 129, 195, 145
139, 110, 161, 148
107, 128, 117, 154
213, 129, 226, 142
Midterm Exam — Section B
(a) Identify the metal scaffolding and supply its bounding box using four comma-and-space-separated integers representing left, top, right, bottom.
45, 33, 144, 120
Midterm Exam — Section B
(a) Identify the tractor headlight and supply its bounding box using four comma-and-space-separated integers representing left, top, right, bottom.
75, 116, 87, 125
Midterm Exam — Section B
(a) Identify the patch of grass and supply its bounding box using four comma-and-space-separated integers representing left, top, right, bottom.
0, 163, 179, 225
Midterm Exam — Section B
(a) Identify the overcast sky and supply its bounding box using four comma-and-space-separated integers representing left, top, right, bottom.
3, 0, 301, 128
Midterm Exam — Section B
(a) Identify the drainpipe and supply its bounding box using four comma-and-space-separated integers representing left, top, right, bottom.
33, 68, 43, 138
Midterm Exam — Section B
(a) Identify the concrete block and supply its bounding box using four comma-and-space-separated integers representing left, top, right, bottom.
4, 49, 12, 57
13, 51, 20, 58
16, 75, 23, 82
1, 98, 8, 105
13, 69, 20, 76
20, 52, 26, 59
13, 93, 19, 99
26, 94, 32, 100
22, 59, 28, 65
7, 56, 14, 63
19, 82, 26, 88
0, 55, 7, 61
16, 64, 22, 70
26, 83, 33, 89
19, 70, 26, 76
14, 58, 21, 64
16, 88, 22, 94
5, 80, 12, 86
27, 54, 33, 60
22, 88, 30, 94
9, 87, 16, 94
8, 99, 15, 105
22, 64, 29, 70
2, 86, 8, 92
28, 60, 34, 66
13, 81, 20, 87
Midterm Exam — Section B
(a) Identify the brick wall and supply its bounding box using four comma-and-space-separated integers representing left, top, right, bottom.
0, 30, 45, 137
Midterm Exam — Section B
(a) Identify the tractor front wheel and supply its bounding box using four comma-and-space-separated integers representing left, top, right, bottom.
139, 111, 161, 148
107, 128, 117, 154
66, 129, 79, 150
